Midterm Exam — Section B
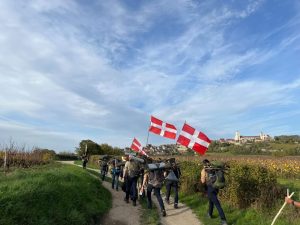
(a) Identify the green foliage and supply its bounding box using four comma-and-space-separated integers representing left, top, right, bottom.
209, 138, 300, 156
274, 135, 300, 143
75, 140, 123, 157
76, 140, 103, 156
179, 161, 299, 224
55, 152, 79, 161
179, 161, 284, 210
179, 161, 203, 194
0, 163, 111, 225
220, 162, 284, 209
139, 198, 161, 225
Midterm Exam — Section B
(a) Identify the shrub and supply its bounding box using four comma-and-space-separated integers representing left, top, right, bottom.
179, 160, 284, 210
219, 162, 284, 210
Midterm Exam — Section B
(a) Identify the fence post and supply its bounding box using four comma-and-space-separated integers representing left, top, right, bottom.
4, 148, 7, 170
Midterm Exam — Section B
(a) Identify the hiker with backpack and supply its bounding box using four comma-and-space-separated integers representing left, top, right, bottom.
142, 159, 167, 217
111, 158, 121, 191
165, 159, 181, 209
82, 156, 88, 169
201, 159, 228, 225
99, 158, 109, 181
123, 155, 141, 206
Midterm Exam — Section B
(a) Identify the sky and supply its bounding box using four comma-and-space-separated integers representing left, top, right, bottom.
0, 0, 300, 152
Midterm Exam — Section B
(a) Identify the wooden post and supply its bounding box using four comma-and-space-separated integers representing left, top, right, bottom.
4, 148, 7, 170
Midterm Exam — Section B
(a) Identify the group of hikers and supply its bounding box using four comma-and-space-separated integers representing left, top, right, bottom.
82, 154, 299, 225
85, 154, 228, 225
95, 155, 182, 217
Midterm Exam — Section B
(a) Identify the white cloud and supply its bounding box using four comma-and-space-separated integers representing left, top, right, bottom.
0, 0, 299, 150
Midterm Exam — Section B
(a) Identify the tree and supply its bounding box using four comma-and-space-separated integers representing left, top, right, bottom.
76, 140, 102, 156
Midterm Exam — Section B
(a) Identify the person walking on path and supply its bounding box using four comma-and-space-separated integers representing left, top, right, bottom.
123, 155, 141, 206
201, 159, 228, 225
165, 160, 181, 209
100, 159, 109, 181
82, 156, 88, 169
143, 161, 167, 217
111, 159, 121, 191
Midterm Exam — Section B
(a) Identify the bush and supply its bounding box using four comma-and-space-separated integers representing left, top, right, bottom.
220, 162, 284, 209
55, 153, 79, 161
179, 160, 284, 210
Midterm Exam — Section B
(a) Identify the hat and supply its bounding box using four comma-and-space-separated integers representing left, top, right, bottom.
202, 159, 210, 164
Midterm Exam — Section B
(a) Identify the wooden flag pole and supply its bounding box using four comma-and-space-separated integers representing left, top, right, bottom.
271, 189, 294, 225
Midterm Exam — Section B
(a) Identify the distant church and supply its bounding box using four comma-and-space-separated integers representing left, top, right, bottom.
234, 131, 272, 143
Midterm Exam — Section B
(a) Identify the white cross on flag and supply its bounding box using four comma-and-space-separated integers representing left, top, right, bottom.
130, 138, 148, 156
149, 116, 177, 139
177, 123, 211, 155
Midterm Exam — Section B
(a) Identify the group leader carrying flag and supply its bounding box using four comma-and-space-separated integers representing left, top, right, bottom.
177, 123, 211, 155
130, 138, 148, 157
149, 115, 177, 139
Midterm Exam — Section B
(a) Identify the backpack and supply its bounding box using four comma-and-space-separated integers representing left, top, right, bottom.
148, 169, 165, 188
206, 161, 226, 189
127, 160, 140, 178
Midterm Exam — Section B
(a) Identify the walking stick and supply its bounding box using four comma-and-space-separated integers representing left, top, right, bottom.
271, 189, 294, 225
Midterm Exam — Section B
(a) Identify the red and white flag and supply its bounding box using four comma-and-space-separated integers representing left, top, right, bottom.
149, 116, 177, 139
177, 123, 211, 155
130, 138, 148, 156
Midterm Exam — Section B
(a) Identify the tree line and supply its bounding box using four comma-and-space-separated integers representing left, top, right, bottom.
75, 139, 123, 156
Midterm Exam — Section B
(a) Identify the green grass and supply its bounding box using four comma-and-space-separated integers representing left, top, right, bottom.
75, 160, 99, 170
139, 197, 161, 225
180, 192, 299, 225
0, 163, 112, 225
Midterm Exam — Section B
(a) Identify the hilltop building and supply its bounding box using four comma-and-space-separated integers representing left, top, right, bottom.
234, 131, 272, 143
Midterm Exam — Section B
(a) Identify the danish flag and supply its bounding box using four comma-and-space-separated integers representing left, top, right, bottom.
177, 123, 211, 155
149, 116, 177, 139
130, 138, 148, 156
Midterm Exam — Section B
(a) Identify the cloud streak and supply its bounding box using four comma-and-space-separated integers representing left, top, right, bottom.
0, 0, 299, 151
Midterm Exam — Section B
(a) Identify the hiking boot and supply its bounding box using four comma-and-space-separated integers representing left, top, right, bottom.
174, 203, 178, 209
220, 220, 228, 225
124, 198, 129, 203
133, 200, 137, 206
207, 213, 212, 219
161, 209, 166, 217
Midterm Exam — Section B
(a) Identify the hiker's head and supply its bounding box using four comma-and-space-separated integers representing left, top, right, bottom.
202, 159, 210, 166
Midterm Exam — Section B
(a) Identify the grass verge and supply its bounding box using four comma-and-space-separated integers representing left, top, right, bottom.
180, 191, 299, 225
0, 163, 111, 225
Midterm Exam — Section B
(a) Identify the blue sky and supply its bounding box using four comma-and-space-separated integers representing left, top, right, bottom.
0, 0, 300, 152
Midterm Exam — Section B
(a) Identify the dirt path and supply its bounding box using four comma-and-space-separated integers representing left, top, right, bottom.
58, 161, 203, 225
157, 193, 203, 225
99, 181, 141, 225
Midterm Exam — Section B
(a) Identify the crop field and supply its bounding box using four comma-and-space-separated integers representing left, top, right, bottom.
171, 154, 300, 179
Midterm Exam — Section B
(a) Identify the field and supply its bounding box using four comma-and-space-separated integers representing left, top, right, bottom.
0, 163, 111, 225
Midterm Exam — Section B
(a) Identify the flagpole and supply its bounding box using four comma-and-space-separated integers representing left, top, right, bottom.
146, 119, 151, 147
